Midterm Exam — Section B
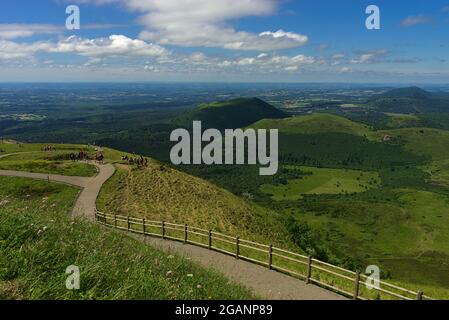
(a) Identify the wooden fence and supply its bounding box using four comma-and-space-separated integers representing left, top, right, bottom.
95, 211, 433, 301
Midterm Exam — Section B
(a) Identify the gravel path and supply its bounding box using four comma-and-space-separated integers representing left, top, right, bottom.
137, 235, 346, 300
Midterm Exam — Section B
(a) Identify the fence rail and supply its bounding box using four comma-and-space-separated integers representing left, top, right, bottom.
95, 211, 433, 301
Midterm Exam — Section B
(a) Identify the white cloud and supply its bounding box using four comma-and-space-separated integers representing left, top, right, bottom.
120, 0, 308, 51
220, 53, 316, 72
51, 35, 168, 58
0, 35, 168, 61
143, 64, 160, 72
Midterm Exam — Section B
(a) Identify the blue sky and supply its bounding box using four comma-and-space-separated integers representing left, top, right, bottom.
0, 0, 448, 83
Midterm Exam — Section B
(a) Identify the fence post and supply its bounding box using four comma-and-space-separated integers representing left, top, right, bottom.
184, 224, 188, 244
142, 218, 146, 235
208, 230, 212, 250
306, 256, 312, 284
268, 245, 273, 270
127, 216, 130, 230
114, 214, 117, 228
162, 221, 166, 239
353, 271, 360, 300
235, 237, 240, 259
417, 291, 423, 300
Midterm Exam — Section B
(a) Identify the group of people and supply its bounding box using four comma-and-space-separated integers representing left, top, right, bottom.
41, 145, 56, 152
69, 151, 104, 164
122, 155, 149, 168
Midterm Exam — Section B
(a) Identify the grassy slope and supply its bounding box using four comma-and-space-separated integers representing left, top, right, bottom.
372, 127, 449, 185
97, 161, 294, 248
0, 176, 254, 300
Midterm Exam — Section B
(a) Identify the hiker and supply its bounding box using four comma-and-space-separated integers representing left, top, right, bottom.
95, 153, 104, 164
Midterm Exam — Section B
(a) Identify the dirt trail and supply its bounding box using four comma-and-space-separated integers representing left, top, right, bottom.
0, 161, 115, 219
136, 235, 346, 300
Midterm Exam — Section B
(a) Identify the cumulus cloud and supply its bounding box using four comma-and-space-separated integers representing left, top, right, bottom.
79, 0, 308, 51
215, 53, 316, 72
51, 35, 168, 57
401, 15, 433, 27
0, 35, 168, 60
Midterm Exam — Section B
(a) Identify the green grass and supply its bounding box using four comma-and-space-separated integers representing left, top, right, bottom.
261, 166, 380, 201
372, 128, 449, 161
372, 127, 449, 185
0, 176, 254, 300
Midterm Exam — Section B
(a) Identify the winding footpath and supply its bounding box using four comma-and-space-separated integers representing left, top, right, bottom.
0, 153, 115, 219
0, 153, 344, 300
